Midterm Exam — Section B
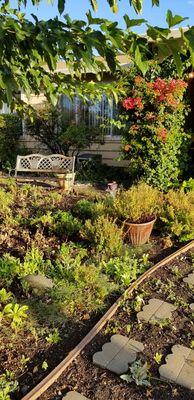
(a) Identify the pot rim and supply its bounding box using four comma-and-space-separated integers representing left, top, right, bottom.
124, 218, 156, 227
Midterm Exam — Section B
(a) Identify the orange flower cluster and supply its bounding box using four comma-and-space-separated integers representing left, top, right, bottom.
134, 75, 143, 85
150, 78, 187, 106
157, 128, 167, 142
124, 144, 132, 151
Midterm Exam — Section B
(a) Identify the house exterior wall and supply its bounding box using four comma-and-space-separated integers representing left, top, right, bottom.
20, 92, 129, 168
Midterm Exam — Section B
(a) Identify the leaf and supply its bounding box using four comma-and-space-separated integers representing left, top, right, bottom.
129, 0, 143, 14
185, 27, 194, 66
147, 25, 170, 40
120, 374, 132, 383
90, 0, 98, 12
111, 0, 118, 13
166, 10, 188, 28
134, 45, 148, 75
107, 0, 119, 13
58, 0, 65, 15
42, 361, 48, 370
124, 15, 147, 28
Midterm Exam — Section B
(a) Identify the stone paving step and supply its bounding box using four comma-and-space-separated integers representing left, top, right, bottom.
190, 303, 194, 311
63, 392, 89, 400
159, 344, 194, 390
23, 274, 54, 290
93, 334, 144, 375
137, 298, 177, 323
183, 271, 194, 287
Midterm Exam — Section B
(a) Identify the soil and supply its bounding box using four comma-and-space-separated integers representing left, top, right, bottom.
2, 237, 183, 400
38, 249, 194, 400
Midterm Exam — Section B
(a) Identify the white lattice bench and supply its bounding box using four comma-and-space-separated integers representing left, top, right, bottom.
15, 154, 75, 190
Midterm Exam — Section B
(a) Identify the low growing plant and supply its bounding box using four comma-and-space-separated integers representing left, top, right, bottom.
45, 328, 61, 344
0, 371, 18, 400
101, 251, 151, 287
0, 254, 21, 286
1, 303, 29, 331
160, 189, 194, 241
54, 211, 82, 237
114, 183, 162, 223
120, 359, 150, 387
81, 215, 123, 257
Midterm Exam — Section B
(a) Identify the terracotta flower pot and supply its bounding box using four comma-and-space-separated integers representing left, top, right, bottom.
124, 218, 156, 245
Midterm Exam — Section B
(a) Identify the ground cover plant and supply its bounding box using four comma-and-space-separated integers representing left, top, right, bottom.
0, 178, 193, 399
40, 248, 194, 400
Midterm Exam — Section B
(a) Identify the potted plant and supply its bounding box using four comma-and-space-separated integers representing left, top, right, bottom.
114, 182, 162, 245
54, 171, 75, 190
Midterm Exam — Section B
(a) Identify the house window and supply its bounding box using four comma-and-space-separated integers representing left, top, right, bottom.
61, 94, 120, 137
0, 103, 10, 114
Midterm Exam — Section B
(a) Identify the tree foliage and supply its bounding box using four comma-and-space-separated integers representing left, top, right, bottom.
0, 0, 193, 113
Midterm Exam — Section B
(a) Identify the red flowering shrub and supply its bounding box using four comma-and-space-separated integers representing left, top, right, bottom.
150, 78, 187, 107
122, 97, 143, 110
120, 74, 190, 190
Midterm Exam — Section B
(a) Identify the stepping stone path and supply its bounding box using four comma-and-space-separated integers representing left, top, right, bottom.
93, 334, 144, 375
137, 298, 177, 323
183, 271, 194, 287
23, 274, 54, 290
63, 392, 89, 400
159, 345, 194, 390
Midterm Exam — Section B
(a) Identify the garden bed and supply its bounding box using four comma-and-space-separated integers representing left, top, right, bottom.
0, 179, 193, 400
37, 245, 194, 400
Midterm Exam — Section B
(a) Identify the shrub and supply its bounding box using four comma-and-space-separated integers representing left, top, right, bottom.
26, 102, 104, 156
30, 211, 55, 232
72, 199, 95, 220
50, 243, 116, 315
0, 114, 23, 168
73, 198, 112, 221
81, 215, 123, 256
160, 190, 194, 241
113, 183, 161, 223
119, 67, 191, 190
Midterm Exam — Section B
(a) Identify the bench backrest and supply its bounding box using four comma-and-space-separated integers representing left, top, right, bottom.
15, 154, 75, 175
